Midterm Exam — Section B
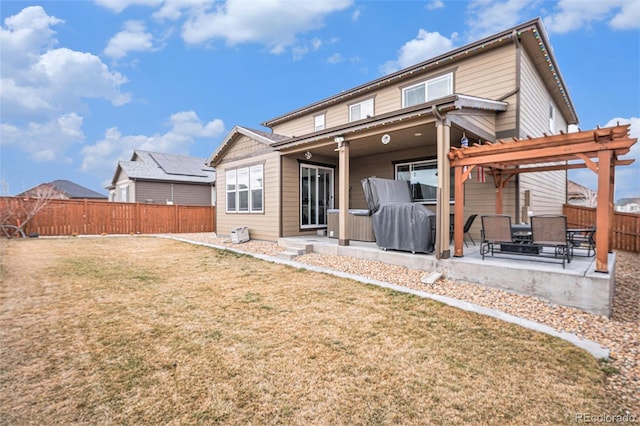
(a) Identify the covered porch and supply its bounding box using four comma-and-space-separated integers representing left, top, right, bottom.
274, 94, 508, 257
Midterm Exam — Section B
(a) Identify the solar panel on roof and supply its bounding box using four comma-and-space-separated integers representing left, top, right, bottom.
150, 152, 208, 177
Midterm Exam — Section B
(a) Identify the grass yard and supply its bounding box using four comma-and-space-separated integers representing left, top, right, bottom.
0, 237, 617, 424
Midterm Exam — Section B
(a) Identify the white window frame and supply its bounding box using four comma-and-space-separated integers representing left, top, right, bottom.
402, 73, 453, 108
395, 159, 455, 203
120, 185, 129, 202
226, 164, 264, 213
349, 98, 374, 122
314, 113, 325, 131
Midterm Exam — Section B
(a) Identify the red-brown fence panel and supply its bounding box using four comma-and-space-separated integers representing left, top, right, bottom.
0, 197, 215, 236
563, 204, 639, 253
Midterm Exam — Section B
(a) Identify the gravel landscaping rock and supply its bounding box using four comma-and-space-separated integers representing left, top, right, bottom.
168, 232, 639, 413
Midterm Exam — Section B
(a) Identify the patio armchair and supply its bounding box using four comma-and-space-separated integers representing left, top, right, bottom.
530, 215, 571, 268
480, 215, 513, 259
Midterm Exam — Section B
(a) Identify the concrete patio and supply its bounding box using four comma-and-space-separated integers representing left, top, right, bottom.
278, 236, 615, 317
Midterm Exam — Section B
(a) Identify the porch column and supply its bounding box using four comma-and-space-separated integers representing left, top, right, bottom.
338, 140, 350, 246
595, 149, 612, 272
435, 119, 451, 259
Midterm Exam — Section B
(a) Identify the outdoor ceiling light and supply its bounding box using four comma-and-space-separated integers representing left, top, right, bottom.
381, 134, 391, 144
304, 151, 312, 160
334, 135, 345, 143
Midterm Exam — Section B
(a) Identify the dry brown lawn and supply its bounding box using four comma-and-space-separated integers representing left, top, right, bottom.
0, 237, 618, 424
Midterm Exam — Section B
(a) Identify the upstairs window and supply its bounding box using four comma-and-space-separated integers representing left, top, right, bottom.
402, 73, 453, 108
314, 113, 325, 131
349, 98, 374, 122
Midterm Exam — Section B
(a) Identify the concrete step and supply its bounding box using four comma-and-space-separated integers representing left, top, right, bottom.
277, 247, 307, 260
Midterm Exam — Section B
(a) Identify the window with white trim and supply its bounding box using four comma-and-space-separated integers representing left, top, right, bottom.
120, 185, 129, 202
402, 73, 453, 108
349, 98, 374, 122
226, 164, 263, 213
314, 113, 325, 131
395, 159, 454, 203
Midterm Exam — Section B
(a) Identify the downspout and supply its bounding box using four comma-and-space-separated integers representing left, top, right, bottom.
513, 29, 522, 223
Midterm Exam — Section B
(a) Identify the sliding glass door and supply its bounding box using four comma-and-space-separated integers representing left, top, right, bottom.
300, 164, 334, 228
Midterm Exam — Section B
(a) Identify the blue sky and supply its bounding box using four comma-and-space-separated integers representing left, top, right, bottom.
1, 0, 638, 200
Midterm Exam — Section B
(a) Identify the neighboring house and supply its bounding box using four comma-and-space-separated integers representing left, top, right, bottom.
17, 180, 107, 200
567, 180, 596, 207
108, 150, 216, 206
616, 198, 640, 214
207, 18, 577, 245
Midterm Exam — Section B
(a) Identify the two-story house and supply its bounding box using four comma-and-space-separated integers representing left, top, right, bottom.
207, 18, 578, 255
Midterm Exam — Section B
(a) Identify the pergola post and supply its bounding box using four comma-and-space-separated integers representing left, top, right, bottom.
595, 149, 612, 272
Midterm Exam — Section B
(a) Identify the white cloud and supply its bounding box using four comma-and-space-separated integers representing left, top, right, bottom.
104, 20, 155, 58
610, 0, 640, 29
570, 117, 639, 201
0, 6, 63, 76
94, 0, 164, 13
380, 29, 455, 74
0, 5, 131, 174
352, 8, 361, 21
544, 0, 640, 33
181, 0, 352, 54
0, 113, 84, 163
426, 0, 444, 11
326, 53, 343, 64
0, 6, 130, 123
465, 0, 536, 41
80, 111, 225, 182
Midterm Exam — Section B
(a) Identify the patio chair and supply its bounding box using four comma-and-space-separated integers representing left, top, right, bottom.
450, 214, 477, 247
480, 215, 513, 259
568, 227, 596, 257
530, 215, 571, 268
461, 214, 478, 247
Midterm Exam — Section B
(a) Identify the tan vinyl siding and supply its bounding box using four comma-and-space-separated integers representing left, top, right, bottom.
216, 136, 280, 241
464, 177, 517, 239
271, 44, 517, 138
222, 135, 277, 163
519, 48, 568, 137
281, 154, 338, 237
518, 48, 567, 217
135, 181, 212, 206
454, 45, 517, 133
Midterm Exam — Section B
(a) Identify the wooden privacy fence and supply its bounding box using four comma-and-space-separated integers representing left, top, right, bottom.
563, 204, 640, 253
0, 197, 215, 236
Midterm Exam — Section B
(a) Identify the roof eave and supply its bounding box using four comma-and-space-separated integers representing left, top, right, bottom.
262, 19, 541, 128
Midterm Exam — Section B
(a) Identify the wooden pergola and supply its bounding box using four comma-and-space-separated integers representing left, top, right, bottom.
448, 124, 637, 273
